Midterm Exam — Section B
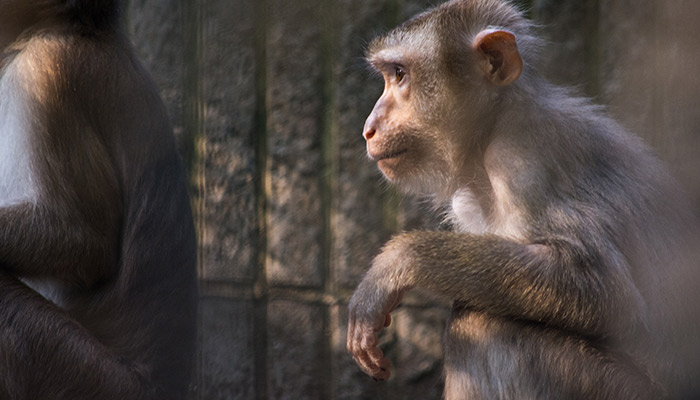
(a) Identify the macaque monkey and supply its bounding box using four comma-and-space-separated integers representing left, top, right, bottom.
0, 1, 196, 399
347, 0, 700, 398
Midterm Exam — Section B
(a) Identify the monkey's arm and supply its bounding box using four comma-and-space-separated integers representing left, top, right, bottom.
347, 230, 645, 379
0, 270, 160, 399
0, 200, 121, 287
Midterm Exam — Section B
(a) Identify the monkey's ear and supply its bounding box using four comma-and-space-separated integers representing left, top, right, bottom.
472, 29, 523, 86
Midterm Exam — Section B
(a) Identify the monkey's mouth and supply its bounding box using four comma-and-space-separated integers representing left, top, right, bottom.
372, 149, 408, 162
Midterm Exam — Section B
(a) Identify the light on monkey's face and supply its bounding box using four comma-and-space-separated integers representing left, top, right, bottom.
376, 151, 409, 181
367, 127, 423, 183
363, 61, 423, 184
368, 143, 408, 180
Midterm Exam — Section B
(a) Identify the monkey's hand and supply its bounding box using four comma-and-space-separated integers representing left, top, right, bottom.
347, 246, 408, 381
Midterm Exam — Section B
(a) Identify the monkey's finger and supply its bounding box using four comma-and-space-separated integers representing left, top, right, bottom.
359, 327, 379, 353
354, 345, 391, 380
347, 310, 373, 353
360, 331, 393, 377
365, 351, 392, 381
376, 357, 393, 380
364, 339, 384, 364
355, 330, 382, 365
352, 346, 378, 376
347, 309, 380, 353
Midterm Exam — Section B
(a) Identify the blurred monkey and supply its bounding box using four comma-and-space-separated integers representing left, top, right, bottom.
0, 1, 196, 399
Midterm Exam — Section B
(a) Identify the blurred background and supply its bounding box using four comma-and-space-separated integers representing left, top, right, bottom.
124, 0, 700, 398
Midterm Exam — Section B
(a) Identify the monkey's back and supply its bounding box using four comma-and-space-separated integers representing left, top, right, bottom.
94, 42, 198, 397
485, 87, 700, 397
35, 29, 198, 397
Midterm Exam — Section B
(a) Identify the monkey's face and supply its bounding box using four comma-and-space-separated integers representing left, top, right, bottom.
362, 60, 451, 192
364, 62, 416, 177
363, 49, 456, 195
363, 11, 525, 196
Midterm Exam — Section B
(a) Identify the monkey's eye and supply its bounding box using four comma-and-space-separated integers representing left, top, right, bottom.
394, 66, 406, 83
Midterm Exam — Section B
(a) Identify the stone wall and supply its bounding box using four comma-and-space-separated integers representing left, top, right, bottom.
125, 0, 700, 399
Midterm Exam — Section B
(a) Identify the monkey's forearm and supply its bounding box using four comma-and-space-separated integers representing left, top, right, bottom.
373, 230, 645, 338
0, 203, 119, 285
0, 271, 159, 399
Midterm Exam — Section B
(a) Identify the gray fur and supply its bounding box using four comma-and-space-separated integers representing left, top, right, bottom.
349, 1, 700, 398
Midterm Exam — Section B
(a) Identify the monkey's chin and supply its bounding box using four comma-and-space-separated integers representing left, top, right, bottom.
377, 159, 403, 181
378, 162, 444, 195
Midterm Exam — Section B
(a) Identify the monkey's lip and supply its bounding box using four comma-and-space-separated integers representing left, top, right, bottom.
370, 149, 408, 162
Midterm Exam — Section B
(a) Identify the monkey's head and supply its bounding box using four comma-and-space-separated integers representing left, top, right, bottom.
363, 0, 538, 197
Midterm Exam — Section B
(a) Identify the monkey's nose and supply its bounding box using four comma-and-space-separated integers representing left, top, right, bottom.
363, 128, 376, 141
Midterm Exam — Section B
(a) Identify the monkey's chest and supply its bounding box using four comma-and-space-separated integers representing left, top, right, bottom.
0, 77, 39, 207
450, 188, 489, 234
449, 187, 526, 240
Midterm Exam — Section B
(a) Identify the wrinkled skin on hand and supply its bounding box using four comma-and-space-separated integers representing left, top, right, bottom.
346, 240, 410, 380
